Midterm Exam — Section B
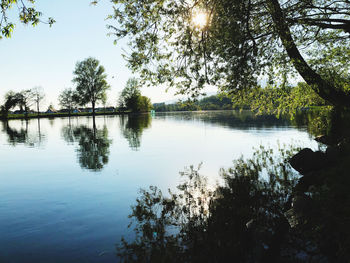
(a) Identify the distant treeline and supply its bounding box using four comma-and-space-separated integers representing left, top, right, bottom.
153, 94, 235, 112
153, 82, 328, 115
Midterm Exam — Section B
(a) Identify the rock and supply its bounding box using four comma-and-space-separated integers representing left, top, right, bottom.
289, 148, 328, 175
325, 145, 342, 163
315, 135, 333, 145
292, 194, 313, 214
294, 171, 326, 193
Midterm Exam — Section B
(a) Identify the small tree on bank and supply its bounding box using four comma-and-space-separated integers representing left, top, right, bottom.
72, 57, 110, 116
119, 78, 141, 112
58, 88, 77, 116
1, 91, 21, 118
32, 87, 45, 117
18, 89, 35, 119
119, 78, 152, 112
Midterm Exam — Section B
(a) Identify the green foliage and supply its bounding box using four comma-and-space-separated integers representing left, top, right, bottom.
232, 82, 327, 117
153, 94, 233, 112
1, 89, 37, 118
119, 78, 152, 112
0, 0, 55, 39
108, 0, 350, 106
138, 96, 153, 112
72, 57, 110, 114
119, 78, 141, 111
58, 88, 78, 115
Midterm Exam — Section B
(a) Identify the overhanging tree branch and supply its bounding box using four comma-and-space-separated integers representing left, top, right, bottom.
267, 0, 350, 107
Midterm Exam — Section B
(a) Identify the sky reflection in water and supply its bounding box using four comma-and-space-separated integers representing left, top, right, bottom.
0, 111, 318, 262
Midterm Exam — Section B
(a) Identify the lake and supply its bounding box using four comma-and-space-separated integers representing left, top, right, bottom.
0, 111, 318, 262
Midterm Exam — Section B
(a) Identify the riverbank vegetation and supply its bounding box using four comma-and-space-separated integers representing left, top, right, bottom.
153, 81, 327, 114
153, 94, 234, 112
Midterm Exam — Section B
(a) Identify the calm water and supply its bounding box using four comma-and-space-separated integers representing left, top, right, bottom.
0, 111, 318, 262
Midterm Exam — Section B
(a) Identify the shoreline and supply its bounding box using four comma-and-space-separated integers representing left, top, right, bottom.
0, 111, 132, 121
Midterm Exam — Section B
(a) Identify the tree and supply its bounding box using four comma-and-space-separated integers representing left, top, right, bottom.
118, 78, 152, 112
108, 0, 350, 107
32, 87, 45, 117
72, 57, 110, 116
1, 89, 35, 118
58, 88, 77, 116
18, 89, 35, 118
1, 91, 22, 118
138, 96, 153, 112
0, 0, 55, 39
118, 78, 142, 112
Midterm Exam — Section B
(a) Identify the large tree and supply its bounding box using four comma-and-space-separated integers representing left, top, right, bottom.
0, 0, 54, 39
72, 57, 110, 116
108, 0, 350, 107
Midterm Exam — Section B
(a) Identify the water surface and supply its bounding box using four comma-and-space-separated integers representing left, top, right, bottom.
0, 111, 318, 262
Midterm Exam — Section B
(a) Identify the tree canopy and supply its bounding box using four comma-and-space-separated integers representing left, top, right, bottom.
58, 88, 77, 115
1, 89, 36, 118
108, 0, 350, 107
32, 87, 45, 116
72, 57, 110, 115
119, 77, 153, 112
0, 0, 54, 39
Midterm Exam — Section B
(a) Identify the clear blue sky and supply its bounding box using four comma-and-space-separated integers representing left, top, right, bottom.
0, 0, 192, 110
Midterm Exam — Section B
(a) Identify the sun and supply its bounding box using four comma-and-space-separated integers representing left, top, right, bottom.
192, 11, 208, 29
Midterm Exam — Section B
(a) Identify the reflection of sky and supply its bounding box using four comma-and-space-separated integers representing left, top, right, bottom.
0, 113, 318, 262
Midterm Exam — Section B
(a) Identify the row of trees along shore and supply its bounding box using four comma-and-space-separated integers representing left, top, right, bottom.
0, 58, 152, 119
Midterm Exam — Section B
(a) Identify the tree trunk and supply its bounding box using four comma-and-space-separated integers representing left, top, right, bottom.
266, 0, 350, 108
92, 101, 96, 129
37, 101, 40, 118
92, 101, 96, 117
24, 106, 29, 119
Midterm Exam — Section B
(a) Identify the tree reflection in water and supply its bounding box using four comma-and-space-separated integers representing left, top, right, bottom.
2, 119, 45, 147
120, 114, 151, 151
62, 119, 111, 171
117, 138, 350, 262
